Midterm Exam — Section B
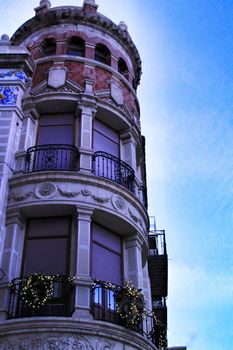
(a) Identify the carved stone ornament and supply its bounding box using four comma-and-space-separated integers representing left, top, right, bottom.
81, 189, 110, 204
128, 208, 143, 227
111, 195, 126, 212
58, 187, 80, 198
48, 66, 67, 89
35, 182, 57, 199
111, 80, 123, 106
0, 335, 114, 350
8, 191, 33, 201
58, 187, 110, 204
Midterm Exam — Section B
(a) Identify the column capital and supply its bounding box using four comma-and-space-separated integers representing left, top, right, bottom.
6, 209, 25, 228
76, 206, 94, 220
124, 233, 143, 249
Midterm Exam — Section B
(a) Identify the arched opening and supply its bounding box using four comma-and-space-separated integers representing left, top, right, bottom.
41, 38, 56, 56
67, 36, 85, 57
94, 43, 111, 66
118, 57, 128, 79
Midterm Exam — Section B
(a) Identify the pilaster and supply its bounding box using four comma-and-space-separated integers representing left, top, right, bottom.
0, 210, 25, 320
78, 95, 97, 174
124, 234, 144, 290
73, 206, 94, 320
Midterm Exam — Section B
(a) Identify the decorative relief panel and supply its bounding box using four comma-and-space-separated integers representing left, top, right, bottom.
111, 194, 126, 212
35, 182, 58, 199
0, 86, 19, 105
0, 335, 114, 350
0, 69, 27, 82
48, 67, 67, 89
8, 191, 33, 201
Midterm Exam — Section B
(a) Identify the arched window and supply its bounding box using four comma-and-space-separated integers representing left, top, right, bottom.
41, 38, 56, 56
118, 57, 128, 79
94, 43, 111, 66
67, 36, 85, 57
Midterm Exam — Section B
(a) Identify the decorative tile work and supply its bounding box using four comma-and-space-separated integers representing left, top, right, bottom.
0, 86, 19, 105
0, 69, 27, 82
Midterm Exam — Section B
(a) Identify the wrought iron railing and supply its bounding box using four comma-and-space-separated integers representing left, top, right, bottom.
8, 275, 74, 319
93, 151, 135, 192
91, 280, 158, 345
26, 144, 79, 173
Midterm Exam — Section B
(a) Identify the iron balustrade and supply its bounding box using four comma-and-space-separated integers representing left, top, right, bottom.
91, 280, 158, 345
26, 144, 79, 173
93, 151, 135, 192
8, 275, 74, 319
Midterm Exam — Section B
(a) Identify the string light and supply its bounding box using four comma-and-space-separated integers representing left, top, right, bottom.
9, 273, 74, 309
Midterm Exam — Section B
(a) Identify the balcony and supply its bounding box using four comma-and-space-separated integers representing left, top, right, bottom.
8, 275, 74, 319
93, 151, 135, 192
25, 144, 79, 173
91, 280, 157, 345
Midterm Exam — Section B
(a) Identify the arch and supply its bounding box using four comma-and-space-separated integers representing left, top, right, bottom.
67, 36, 85, 57
94, 43, 111, 66
118, 57, 129, 79
41, 37, 56, 56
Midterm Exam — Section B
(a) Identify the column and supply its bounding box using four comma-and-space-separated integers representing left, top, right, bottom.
0, 211, 25, 320
124, 234, 144, 289
73, 206, 94, 320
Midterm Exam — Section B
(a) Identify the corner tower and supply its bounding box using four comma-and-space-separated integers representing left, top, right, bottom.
0, 1, 166, 349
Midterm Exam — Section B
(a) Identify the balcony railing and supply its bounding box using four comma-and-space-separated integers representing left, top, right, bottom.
26, 144, 79, 173
8, 275, 74, 319
93, 151, 135, 192
91, 280, 158, 345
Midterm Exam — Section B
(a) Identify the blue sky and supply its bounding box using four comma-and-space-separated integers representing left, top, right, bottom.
1, 1, 233, 349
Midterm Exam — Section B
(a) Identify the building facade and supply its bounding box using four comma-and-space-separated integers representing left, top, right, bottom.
0, 1, 168, 349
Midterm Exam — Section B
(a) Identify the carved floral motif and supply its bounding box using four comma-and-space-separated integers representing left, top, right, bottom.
128, 208, 143, 226
35, 182, 57, 199
112, 195, 126, 211
58, 188, 80, 198
8, 191, 33, 201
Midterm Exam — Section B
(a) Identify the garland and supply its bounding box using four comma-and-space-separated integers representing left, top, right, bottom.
12, 273, 74, 309
21, 273, 54, 309
115, 281, 145, 327
92, 280, 145, 327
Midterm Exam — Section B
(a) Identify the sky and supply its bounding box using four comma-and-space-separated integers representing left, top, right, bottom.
0, 0, 233, 349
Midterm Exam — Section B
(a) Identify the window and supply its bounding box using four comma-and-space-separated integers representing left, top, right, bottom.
67, 36, 85, 57
37, 114, 74, 145
31, 114, 76, 171
41, 38, 56, 56
92, 223, 122, 285
23, 217, 71, 276
93, 119, 119, 157
118, 58, 128, 79
94, 44, 111, 66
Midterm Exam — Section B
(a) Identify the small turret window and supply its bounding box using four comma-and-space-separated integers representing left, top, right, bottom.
67, 36, 85, 57
118, 58, 128, 79
41, 38, 56, 56
94, 43, 111, 66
